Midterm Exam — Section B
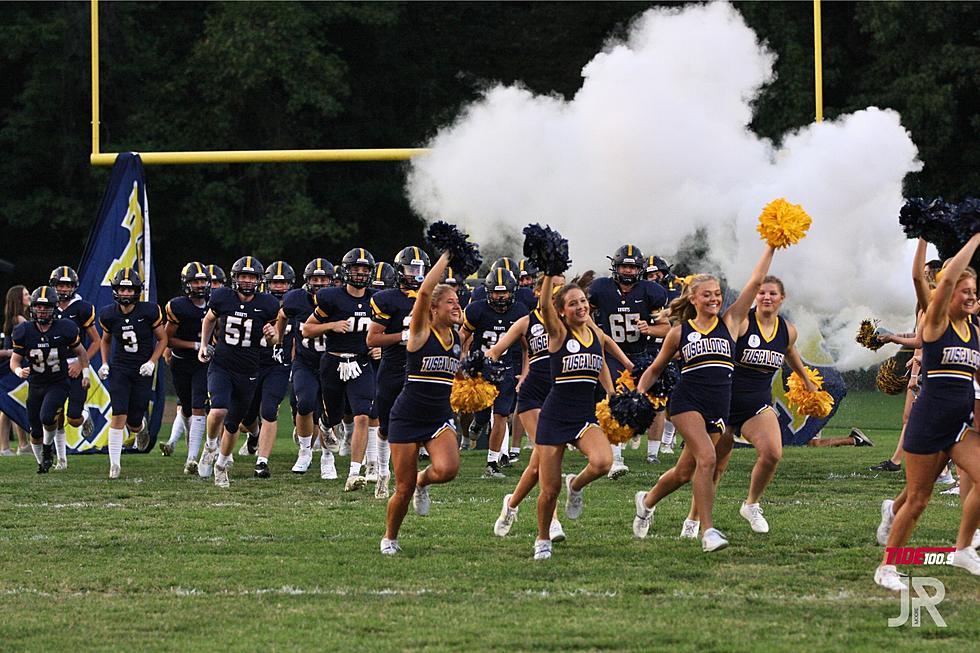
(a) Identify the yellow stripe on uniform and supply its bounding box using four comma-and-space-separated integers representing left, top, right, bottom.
370, 298, 390, 320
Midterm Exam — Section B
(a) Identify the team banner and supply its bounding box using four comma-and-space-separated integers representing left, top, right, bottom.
67, 152, 162, 453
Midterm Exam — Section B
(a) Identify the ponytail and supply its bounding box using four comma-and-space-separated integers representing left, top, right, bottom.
668, 274, 718, 323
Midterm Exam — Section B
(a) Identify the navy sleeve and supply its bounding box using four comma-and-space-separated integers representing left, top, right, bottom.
11, 322, 28, 356
646, 281, 668, 312
313, 288, 334, 322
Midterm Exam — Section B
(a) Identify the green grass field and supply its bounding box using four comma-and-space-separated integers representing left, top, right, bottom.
2, 390, 978, 651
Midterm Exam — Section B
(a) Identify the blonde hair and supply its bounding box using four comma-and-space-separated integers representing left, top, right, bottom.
430, 283, 456, 311
668, 274, 719, 323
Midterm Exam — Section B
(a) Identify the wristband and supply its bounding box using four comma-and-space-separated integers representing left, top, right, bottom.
195, 342, 201, 351
82, 367, 90, 380
401, 330, 410, 343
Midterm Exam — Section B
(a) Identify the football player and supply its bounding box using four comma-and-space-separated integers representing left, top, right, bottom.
49, 266, 98, 467
197, 257, 280, 488
162, 262, 211, 474
97, 269, 167, 478
461, 267, 528, 478
9, 287, 89, 473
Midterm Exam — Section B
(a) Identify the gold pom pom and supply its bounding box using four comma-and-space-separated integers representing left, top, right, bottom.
786, 366, 834, 418
595, 398, 634, 445
856, 319, 886, 351
614, 368, 636, 392
757, 198, 812, 249
875, 357, 909, 395
450, 377, 499, 413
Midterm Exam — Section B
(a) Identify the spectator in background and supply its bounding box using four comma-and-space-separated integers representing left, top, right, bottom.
1, 285, 31, 455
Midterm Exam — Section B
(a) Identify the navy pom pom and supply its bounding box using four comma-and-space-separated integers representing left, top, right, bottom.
522, 224, 571, 276
609, 390, 657, 434
648, 362, 679, 408
426, 221, 484, 278
459, 349, 510, 384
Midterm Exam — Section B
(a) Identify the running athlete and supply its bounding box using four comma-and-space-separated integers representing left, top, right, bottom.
381, 251, 461, 555
303, 248, 377, 491
198, 256, 280, 488
590, 245, 669, 477
633, 245, 776, 552
643, 255, 682, 459
49, 266, 99, 465
461, 268, 528, 477
162, 262, 211, 474
9, 287, 88, 473
470, 258, 538, 310
367, 246, 429, 499
206, 265, 227, 290
98, 269, 167, 478
279, 259, 334, 479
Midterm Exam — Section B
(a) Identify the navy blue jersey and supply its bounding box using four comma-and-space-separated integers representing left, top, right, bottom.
526, 308, 550, 365
312, 286, 375, 355
281, 288, 323, 364
98, 301, 163, 369
399, 327, 461, 420
208, 287, 280, 371
165, 295, 208, 360
258, 296, 291, 369
589, 277, 668, 356
370, 288, 416, 370
463, 299, 529, 366
732, 309, 789, 394
11, 319, 80, 385
678, 318, 734, 384
456, 285, 472, 309
921, 319, 980, 391
549, 326, 604, 400
55, 297, 96, 346
470, 285, 537, 311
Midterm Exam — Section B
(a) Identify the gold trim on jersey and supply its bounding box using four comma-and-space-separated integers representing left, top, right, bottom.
430, 326, 454, 351
682, 360, 734, 373
370, 298, 390, 320
756, 313, 779, 343
570, 325, 594, 348
688, 317, 719, 336
950, 318, 972, 344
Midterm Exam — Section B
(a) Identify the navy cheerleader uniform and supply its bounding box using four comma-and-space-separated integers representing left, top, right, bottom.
387, 328, 462, 444
99, 301, 164, 424
54, 297, 95, 423
668, 318, 735, 433
515, 309, 552, 413
729, 309, 788, 434
165, 296, 209, 414
536, 326, 604, 446
11, 319, 80, 438
904, 319, 980, 455
370, 289, 416, 436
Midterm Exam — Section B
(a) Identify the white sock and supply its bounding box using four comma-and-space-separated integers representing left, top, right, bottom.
257, 455, 269, 465
487, 449, 500, 464
366, 426, 379, 465
31, 442, 44, 463
169, 412, 189, 446
509, 447, 520, 456
42, 427, 55, 445
612, 444, 624, 463
204, 435, 219, 452
217, 453, 232, 468
54, 428, 67, 460
350, 461, 362, 477
298, 435, 312, 450
647, 440, 661, 456
378, 439, 390, 475
187, 416, 206, 462
420, 446, 428, 456
108, 427, 123, 467
663, 421, 676, 446
501, 421, 510, 454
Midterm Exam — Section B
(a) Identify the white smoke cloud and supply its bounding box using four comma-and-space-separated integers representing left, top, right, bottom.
406, 2, 923, 370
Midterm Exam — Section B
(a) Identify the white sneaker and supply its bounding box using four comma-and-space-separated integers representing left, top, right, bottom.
494, 494, 518, 537
876, 499, 895, 546
701, 528, 729, 552
629, 434, 641, 450
109, 464, 120, 479
0, 449, 13, 457
54, 458, 68, 471
344, 475, 366, 492
380, 538, 401, 555
739, 502, 770, 533
339, 434, 352, 457
680, 519, 700, 539
320, 451, 337, 480
413, 485, 430, 516
874, 564, 907, 592
661, 443, 674, 455
633, 491, 654, 538
365, 461, 379, 483
237, 440, 251, 456
160, 442, 174, 456
198, 446, 217, 479
564, 474, 584, 519
533, 539, 552, 560
323, 428, 340, 453
375, 474, 390, 499
940, 483, 961, 496
550, 519, 566, 543
291, 447, 313, 474
951, 547, 980, 575
214, 464, 230, 488
935, 470, 955, 485
607, 460, 629, 480
134, 419, 150, 452
183, 460, 198, 475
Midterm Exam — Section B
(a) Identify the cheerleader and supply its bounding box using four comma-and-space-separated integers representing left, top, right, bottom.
381, 251, 461, 555
633, 246, 775, 552
874, 234, 980, 590
683, 276, 816, 537
531, 274, 615, 561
